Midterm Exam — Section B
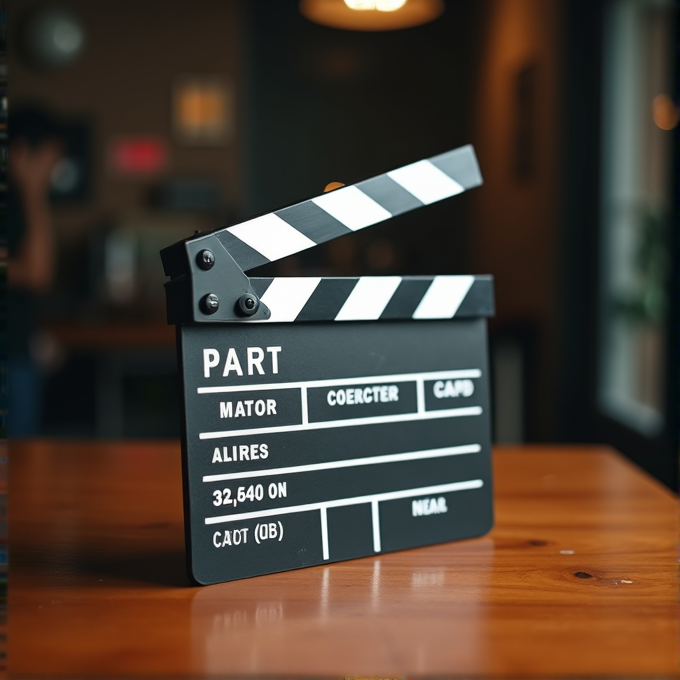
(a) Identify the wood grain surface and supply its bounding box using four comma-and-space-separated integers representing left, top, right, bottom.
9, 441, 679, 677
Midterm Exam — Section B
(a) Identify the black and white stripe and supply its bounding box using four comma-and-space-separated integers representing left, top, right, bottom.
217, 145, 482, 273
247, 275, 494, 323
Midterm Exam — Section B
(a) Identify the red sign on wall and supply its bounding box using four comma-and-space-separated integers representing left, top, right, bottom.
110, 137, 169, 175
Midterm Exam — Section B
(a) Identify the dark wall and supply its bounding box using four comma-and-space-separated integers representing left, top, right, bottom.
244, 0, 488, 279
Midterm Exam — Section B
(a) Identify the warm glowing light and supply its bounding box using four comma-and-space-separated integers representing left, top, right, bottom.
653, 94, 679, 131
324, 182, 345, 192
344, 0, 408, 11
377, 0, 408, 10
301, 0, 443, 31
173, 77, 233, 144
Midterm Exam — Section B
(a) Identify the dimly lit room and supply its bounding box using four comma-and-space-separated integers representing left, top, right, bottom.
5, 0, 679, 676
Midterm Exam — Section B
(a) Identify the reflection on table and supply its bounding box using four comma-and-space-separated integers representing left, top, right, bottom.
9, 441, 679, 677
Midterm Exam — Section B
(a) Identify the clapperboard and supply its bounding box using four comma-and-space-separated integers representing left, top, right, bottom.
161, 144, 495, 585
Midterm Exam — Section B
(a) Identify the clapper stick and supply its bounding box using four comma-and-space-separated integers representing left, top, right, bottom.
161, 144, 495, 585
161, 144, 486, 325
217, 144, 482, 272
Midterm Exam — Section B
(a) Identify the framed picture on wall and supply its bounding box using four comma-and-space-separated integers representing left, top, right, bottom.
172, 76, 233, 146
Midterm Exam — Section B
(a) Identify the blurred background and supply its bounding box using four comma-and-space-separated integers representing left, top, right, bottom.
3, 0, 678, 488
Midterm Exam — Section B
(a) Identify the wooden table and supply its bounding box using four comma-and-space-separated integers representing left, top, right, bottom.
9, 441, 678, 677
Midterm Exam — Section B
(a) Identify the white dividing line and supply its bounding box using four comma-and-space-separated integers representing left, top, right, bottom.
416, 380, 426, 414
320, 507, 329, 560
371, 500, 381, 553
301, 386, 309, 426
197, 368, 482, 394
199, 406, 483, 440
204, 478, 484, 525
202, 443, 481, 483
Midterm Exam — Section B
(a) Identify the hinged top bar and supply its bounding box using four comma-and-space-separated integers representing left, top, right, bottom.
160, 145, 487, 324
216, 144, 482, 272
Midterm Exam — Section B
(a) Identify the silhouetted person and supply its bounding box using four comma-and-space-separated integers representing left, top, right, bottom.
7, 106, 62, 436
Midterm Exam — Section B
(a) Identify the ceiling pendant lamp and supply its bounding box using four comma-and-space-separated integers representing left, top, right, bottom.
299, 0, 444, 32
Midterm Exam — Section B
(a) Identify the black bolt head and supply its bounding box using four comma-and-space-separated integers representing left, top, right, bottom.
202, 293, 220, 314
237, 293, 260, 317
196, 249, 215, 270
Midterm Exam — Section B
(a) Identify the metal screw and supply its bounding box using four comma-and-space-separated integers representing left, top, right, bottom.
196, 249, 215, 270
237, 293, 260, 317
202, 293, 220, 314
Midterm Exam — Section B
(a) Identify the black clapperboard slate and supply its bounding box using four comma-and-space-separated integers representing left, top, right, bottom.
161, 145, 495, 585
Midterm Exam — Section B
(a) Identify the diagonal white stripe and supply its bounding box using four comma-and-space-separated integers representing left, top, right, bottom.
388, 160, 464, 205
335, 276, 402, 321
227, 213, 316, 262
259, 277, 321, 322
312, 186, 392, 231
412, 275, 474, 319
